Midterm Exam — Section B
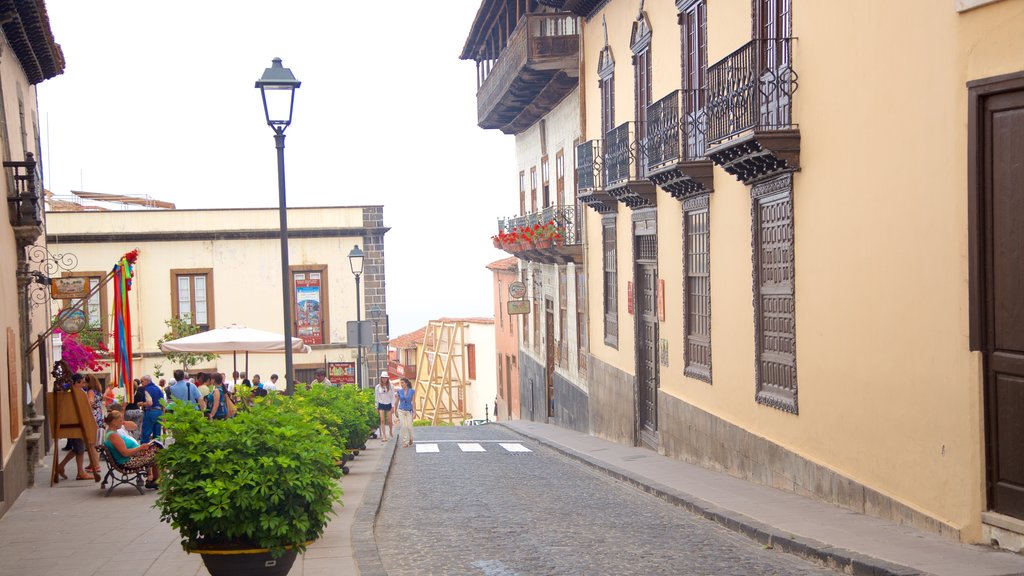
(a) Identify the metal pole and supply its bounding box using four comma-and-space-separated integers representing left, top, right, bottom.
275, 131, 295, 394
355, 272, 362, 389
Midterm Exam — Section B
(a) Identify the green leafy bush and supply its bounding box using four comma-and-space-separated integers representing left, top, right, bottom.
291, 385, 377, 454
156, 400, 342, 557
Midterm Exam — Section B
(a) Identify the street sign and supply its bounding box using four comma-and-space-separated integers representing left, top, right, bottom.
508, 281, 527, 300
346, 320, 372, 346
507, 300, 530, 315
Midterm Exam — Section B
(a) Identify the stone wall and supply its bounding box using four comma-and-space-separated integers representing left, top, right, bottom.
586, 354, 636, 445
553, 372, 589, 433
658, 392, 960, 541
361, 207, 388, 378
519, 352, 547, 422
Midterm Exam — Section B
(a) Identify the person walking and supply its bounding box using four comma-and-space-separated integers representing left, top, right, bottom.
395, 378, 416, 448
374, 372, 394, 442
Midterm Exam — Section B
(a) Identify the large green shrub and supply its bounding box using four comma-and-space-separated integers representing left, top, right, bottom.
156, 399, 342, 557
292, 385, 377, 453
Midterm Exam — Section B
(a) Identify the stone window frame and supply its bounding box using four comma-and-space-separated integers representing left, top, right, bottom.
683, 194, 712, 383
602, 214, 618, 348
170, 268, 215, 332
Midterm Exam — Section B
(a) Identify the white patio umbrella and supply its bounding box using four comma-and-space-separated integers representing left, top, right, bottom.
159, 324, 311, 376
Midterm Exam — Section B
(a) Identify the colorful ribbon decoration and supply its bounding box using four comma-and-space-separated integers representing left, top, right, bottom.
112, 250, 139, 399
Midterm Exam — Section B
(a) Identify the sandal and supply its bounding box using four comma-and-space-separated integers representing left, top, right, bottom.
75, 472, 92, 481
57, 466, 67, 480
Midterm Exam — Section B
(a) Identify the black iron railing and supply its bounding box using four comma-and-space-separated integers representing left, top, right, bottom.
498, 204, 583, 247
645, 90, 708, 172
603, 122, 644, 186
705, 38, 797, 143
5, 152, 41, 229
575, 139, 602, 193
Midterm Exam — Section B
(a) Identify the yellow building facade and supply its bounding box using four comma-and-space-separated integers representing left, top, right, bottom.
46, 206, 389, 388
569, 0, 1024, 547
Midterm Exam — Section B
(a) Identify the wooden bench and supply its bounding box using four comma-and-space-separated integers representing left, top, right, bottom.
97, 445, 147, 496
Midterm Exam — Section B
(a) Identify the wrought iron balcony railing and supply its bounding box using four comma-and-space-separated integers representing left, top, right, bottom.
5, 152, 42, 235
705, 38, 797, 143
575, 139, 602, 193
497, 204, 583, 247
603, 122, 644, 187
645, 90, 708, 172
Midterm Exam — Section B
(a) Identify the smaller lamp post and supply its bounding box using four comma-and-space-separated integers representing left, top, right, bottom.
369, 304, 383, 379
348, 245, 365, 388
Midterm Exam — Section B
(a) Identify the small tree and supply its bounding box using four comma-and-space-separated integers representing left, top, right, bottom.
157, 315, 218, 372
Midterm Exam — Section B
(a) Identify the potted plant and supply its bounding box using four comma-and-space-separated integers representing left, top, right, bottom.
156, 399, 342, 575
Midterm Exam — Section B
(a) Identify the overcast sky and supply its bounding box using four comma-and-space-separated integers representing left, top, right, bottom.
37, 0, 515, 337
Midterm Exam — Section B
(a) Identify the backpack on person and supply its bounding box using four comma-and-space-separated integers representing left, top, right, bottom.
205, 386, 229, 419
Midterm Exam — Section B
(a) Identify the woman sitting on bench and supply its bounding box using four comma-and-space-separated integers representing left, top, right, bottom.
102, 410, 162, 490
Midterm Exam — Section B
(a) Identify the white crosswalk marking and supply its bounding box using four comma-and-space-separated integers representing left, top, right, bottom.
415, 443, 439, 453
499, 443, 531, 453
458, 443, 486, 452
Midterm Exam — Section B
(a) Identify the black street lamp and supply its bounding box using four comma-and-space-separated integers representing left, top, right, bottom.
348, 245, 365, 388
256, 57, 301, 395
369, 303, 383, 378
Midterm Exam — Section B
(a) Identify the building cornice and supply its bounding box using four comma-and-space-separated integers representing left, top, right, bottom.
47, 226, 390, 244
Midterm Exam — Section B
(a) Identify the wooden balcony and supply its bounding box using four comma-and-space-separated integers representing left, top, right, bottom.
5, 153, 42, 244
705, 39, 800, 185
575, 139, 615, 214
644, 90, 714, 199
477, 13, 579, 134
604, 122, 656, 210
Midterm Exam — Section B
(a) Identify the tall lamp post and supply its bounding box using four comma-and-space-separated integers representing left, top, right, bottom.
348, 245, 365, 388
256, 57, 301, 395
369, 304, 383, 379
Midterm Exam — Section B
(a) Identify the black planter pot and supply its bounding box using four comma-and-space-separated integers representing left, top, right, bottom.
200, 548, 298, 576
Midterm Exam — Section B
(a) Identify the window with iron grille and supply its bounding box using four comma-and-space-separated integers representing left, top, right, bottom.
558, 267, 568, 368
576, 267, 588, 376
684, 197, 712, 382
752, 174, 797, 413
602, 215, 618, 347
680, 0, 707, 102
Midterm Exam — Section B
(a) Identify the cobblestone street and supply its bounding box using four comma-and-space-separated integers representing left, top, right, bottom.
375, 425, 838, 576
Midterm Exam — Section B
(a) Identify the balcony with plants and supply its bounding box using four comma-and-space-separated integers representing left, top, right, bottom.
463, 11, 580, 134
603, 121, 656, 209
644, 90, 714, 199
493, 204, 583, 265
704, 38, 799, 184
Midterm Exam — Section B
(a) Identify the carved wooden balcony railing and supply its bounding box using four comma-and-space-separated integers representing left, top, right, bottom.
497, 204, 583, 265
644, 90, 714, 199
5, 152, 42, 243
705, 38, 800, 185
575, 139, 614, 213
603, 122, 656, 209
477, 13, 579, 134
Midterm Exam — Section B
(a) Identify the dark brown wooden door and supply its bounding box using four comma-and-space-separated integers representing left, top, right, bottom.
637, 262, 659, 446
545, 301, 556, 419
984, 87, 1024, 519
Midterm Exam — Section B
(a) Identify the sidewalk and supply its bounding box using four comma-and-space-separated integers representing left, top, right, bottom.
500, 420, 1024, 576
0, 437, 392, 576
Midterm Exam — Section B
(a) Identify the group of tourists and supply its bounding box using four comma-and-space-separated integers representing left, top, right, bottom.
373, 372, 416, 448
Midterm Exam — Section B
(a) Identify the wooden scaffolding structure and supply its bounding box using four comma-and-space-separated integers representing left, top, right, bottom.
414, 320, 469, 425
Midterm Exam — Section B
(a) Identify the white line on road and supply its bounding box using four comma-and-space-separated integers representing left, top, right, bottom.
415, 443, 439, 453
458, 443, 486, 452
499, 443, 531, 453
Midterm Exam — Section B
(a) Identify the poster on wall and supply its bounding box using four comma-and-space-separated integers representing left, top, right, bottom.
294, 275, 322, 345
328, 361, 355, 385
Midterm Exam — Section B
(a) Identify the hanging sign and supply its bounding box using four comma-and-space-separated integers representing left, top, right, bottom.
57, 308, 87, 334
508, 281, 527, 300
50, 277, 89, 299
507, 300, 530, 315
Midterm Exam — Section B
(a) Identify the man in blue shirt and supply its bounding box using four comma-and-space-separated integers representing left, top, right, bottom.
166, 369, 205, 411
139, 375, 165, 443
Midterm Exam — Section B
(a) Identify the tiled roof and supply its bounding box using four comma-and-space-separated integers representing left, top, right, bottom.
388, 326, 426, 349
486, 256, 518, 271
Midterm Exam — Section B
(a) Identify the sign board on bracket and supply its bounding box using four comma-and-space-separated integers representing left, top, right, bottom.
507, 300, 530, 315
508, 281, 527, 300
51, 277, 89, 299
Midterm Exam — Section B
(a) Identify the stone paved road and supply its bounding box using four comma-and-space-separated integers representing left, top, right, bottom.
375, 425, 840, 576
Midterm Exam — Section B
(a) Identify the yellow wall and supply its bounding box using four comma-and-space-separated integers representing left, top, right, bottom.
580, 0, 1024, 540
47, 207, 371, 383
